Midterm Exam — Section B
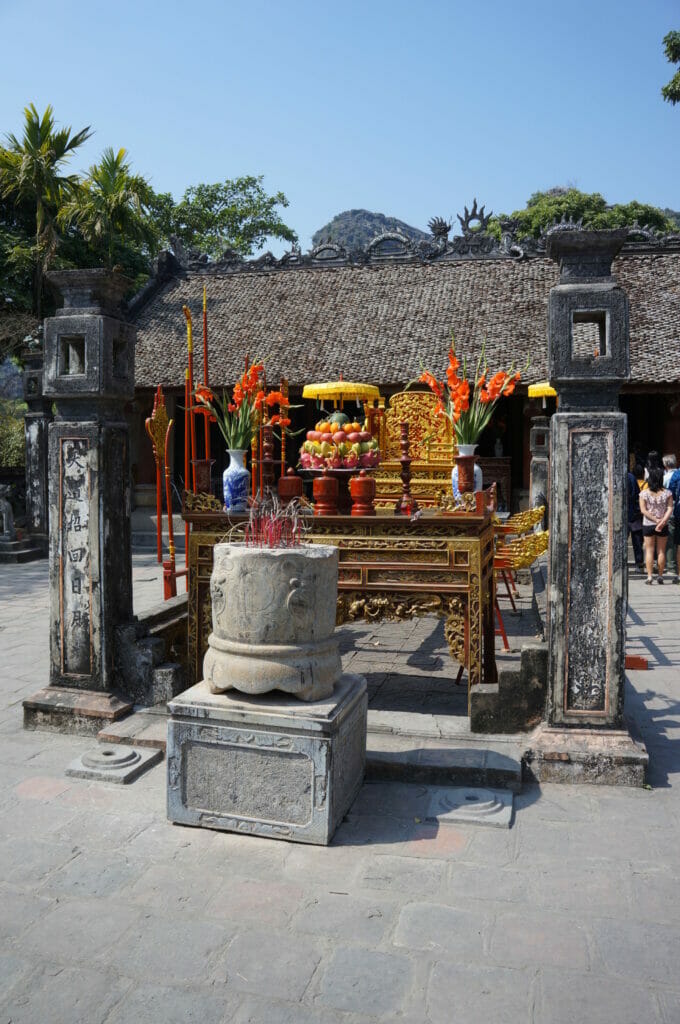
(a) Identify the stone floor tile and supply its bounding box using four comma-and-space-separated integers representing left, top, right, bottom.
359, 853, 446, 898
104, 982, 235, 1024
0, 836, 79, 886
537, 967, 661, 1024
315, 946, 415, 1015
232, 996, 349, 1023
41, 850, 142, 899
0, 951, 34, 999
657, 987, 680, 1023
427, 962, 533, 1024
218, 928, 323, 1000
292, 891, 395, 943
444, 862, 531, 905
0, 963, 129, 1024
530, 862, 635, 916
121, 860, 223, 915
488, 909, 589, 969
0, 886, 57, 943
348, 781, 431, 819
394, 901, 488, 957
106, 912, 232, 983
590, 917, 680, 984
629, 865, 680, 924
207, 876, 306, 929
18, 899, 141, 962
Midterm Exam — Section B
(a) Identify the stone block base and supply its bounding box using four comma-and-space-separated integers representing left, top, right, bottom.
23, 687, 133, 736
167, 673, 367, 845
0, 536, 47, 563
524, 723, 648, 787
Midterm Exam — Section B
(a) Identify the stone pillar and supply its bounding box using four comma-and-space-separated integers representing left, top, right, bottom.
23, 270, 136, 733
22, 338, 51, 549
546, 230, 629, 729
529, 415, 549, 528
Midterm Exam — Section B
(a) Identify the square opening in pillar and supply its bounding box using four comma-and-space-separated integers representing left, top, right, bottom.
58, 335, 86, 376
571, 311, 608, 360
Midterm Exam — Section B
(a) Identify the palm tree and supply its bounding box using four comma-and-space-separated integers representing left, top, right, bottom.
0, 104, 92, 315
60, 147, 154, 269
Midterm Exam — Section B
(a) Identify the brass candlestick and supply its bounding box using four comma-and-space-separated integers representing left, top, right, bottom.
395, 421, 418, 516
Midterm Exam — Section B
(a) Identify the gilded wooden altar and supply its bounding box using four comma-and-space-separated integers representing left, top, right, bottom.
182, 500, 496, 713
370, 391, 455, 509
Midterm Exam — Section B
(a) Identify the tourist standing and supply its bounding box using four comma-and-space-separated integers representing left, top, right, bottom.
667, 460, 680, 583
627, 468, 644, 571
663, 455, 678, 575
639, 467, 673, 584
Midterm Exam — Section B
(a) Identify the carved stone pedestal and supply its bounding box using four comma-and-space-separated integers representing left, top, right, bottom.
167, 673, 367, 845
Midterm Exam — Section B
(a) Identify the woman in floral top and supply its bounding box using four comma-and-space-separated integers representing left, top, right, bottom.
639, 467, 673, 584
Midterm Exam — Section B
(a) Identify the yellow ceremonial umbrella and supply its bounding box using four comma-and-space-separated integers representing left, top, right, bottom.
302, 381, 381, 409
528, 381, 558, 409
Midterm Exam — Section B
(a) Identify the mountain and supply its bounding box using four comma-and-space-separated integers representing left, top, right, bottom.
312, 210, 429, 250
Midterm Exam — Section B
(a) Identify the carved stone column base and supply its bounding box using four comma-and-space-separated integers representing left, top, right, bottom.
167, 673, 367, 845
23, 687, 133, 736
525, 722, 648, 787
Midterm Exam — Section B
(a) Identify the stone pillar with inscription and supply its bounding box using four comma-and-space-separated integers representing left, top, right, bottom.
23, 270, 136, 733
546, 230, 629, 730
528, 232, 647, 786
22, 337, 51, 552
529, 230, 647, 784
529, 415, 549, 529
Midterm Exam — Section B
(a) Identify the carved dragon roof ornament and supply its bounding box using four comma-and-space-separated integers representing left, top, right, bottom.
156, 202, 680, 279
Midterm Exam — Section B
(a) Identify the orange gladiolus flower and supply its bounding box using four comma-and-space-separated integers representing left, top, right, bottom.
419, 371, 444, 399
194, 384, 214, 404
265, 390, 288, 407
270, 414, 291, 427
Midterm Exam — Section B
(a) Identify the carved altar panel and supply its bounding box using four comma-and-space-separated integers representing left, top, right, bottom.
382, 391, 454, 462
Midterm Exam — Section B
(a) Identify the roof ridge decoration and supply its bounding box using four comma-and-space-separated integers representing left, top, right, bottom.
131, 202, 680, 311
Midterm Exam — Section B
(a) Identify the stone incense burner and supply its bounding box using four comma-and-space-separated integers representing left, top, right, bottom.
203, 543, 341, 701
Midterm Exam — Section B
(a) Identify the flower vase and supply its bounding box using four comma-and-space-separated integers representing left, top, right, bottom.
222, 449, 250, 512
453, 443, 482, 497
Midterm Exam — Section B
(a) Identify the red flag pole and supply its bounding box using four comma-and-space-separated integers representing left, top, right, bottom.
184, 368, 190, 590
182, 305, 197, 490
202, 285, 210, 460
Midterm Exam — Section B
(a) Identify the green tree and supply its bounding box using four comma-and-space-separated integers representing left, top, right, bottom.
489, 188, 676, 238
0, 104, 92, 315
150, 175, 298, 258
662, 30, 680, 104
59, 147, 154, 269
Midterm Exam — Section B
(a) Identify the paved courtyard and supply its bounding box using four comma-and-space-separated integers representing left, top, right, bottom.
0, 557, 679, 1023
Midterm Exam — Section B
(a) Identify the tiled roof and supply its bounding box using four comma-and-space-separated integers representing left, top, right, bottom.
132, 252, 680, 389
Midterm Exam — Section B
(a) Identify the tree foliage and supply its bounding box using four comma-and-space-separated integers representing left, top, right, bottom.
662, 30, 680, 104
0, 105, 298, 355
59, 147, 154, 268
0, 104, 92, 314
149, 176, 298, 258
488, 188, 676, 239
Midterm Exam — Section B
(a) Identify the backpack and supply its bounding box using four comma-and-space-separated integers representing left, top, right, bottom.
669, 469, 680, 523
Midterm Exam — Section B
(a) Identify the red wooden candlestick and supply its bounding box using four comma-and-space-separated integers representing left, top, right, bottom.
395, 421, 418, 515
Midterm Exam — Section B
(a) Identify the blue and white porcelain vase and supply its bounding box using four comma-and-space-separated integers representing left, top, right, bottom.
222, 449, 250, 512
451, 443, 483, 498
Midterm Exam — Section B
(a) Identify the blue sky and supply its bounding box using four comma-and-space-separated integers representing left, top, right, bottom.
1, 0, 678, 251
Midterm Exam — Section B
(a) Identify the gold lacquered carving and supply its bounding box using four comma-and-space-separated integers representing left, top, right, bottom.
184, 490, 223, 513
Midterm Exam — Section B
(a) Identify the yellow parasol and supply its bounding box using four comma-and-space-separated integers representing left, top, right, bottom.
528, 381, 558, 409
302, 381, 381, 409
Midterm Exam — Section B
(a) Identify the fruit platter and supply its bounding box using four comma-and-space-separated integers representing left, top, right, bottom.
298, 411, 381, 471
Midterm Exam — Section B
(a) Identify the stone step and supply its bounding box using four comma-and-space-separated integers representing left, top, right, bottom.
98, 711, 168, 750
366, 731, 523, 792
0, 544, 46, 564
97, 706, 522, 790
